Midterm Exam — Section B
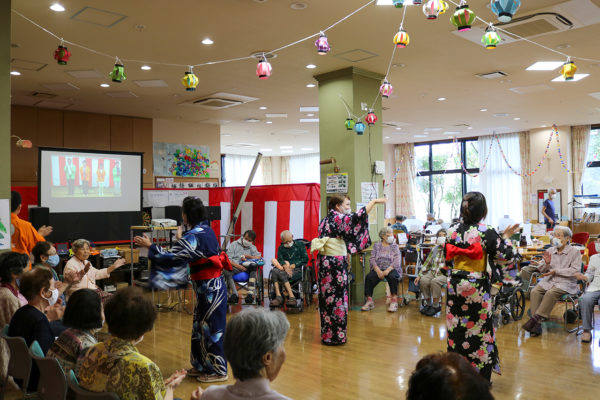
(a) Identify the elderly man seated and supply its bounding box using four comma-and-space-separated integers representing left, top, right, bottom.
578, 238, 600, 343
522, 226, 582, 336
270, 231, 308, 307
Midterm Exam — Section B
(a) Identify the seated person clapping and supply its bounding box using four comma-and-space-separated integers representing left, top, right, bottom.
270, 231, 308, 307
224, 230, 263, 304
522, 226, 581, 336
77, 286, 186, 400
361, 227, 402, 312
415, 229, 447, 317
577, 238, 600, 343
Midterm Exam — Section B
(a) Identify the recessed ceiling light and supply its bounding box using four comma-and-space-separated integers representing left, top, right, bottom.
201, 38, 214, 45
395, 127, 402, 131
280, 146, 293, 149
50, 3, 65, 12
541, 125, 548, 128
260, 148, 273, 152
266, 121, 273, 124
414, 134, 428, 138
10, 71, 21, 76
290, 2, 307, 10
100, 83, 110, 87
526, 61, 564, 71
480, 108, 488, 112
551, 74, 590, 82
384, 136, 391, 139
513, 117, 520, 120
306, 83, 316, 88
306, 64, 317, 69
467, 127, 473, 130
301, 147, 314, 151
140, 65, 151, 70
259, 106, 267, 110
307, 113, 314, 117
437, 97, 447, 101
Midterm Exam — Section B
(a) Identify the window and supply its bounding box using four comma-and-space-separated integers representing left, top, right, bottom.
414, 140, 479, 222
581, 126, 600, 195
223, 154, 263, 187
289, 153, 320, 183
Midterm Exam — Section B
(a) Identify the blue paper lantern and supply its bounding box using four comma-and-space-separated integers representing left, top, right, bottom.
354, 120, 365, 135
393, 0, 405, 8
490, 0, 521, 23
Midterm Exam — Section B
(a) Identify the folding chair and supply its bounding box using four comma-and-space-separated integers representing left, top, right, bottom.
30, 341, 67, 400
67, 370, 119, 400
0, 327, 36, 400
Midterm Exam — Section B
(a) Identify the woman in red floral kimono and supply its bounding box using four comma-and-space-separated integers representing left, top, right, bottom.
445, 192, 519, 381
311, 195, 386, 345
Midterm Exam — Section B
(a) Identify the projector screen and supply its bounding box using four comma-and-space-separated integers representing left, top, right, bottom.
39, 148, 142, 213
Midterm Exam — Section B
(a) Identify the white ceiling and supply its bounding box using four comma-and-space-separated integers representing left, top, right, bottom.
9, 0, 600, 156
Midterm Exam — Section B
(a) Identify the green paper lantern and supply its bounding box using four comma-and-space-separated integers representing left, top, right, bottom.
344, 118, 355, 130
110, 63, 126, 83
481, 26, 501, 49
451, 2, 476, 32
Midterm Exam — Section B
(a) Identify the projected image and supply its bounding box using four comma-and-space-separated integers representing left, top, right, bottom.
50, 155, 122, 198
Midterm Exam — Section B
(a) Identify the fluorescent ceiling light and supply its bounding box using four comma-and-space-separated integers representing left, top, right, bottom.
50, 3, 65, 12
300, 106, 319, 112
395, 127, 402, 130
384, 136, 391, 139
306, 64, 317, 69
526, 61, 564, 71
300, 118, 319, 123
100, 83, 110, 87
10, 71, 21, 76
437, 97, 446, 101
467, 126, 473, 130
259, 106, 267, 110
280, 146, 293, 149
307, 113, 314, 117
201, 38, 214, 45
306, 83, 316, 88
140, 65, 151, 70
266, 121, 273, 124
551, 74, 590, 82
513, 117, 520, 120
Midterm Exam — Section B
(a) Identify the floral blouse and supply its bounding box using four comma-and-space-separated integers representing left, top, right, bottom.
419, 244, 446, 277
447, 223, 518, 283
370, 242, 402, 274
318, 207, 371, 254
77, 336, 166, 400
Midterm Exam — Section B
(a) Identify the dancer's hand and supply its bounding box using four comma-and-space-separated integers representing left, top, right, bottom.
134, 233, 152, 248
164, 369, 187, 388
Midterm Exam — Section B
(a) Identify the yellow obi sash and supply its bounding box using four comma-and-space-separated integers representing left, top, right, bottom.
311, 237, 347, 257
446, 242, 487, 273
453, 254, 487, 273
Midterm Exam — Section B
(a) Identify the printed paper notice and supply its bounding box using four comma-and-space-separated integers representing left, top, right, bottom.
361, 182, 378, 203
326, 173, 348, 194
0, 199, 10, 250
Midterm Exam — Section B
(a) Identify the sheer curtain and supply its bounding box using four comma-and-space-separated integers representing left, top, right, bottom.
289, 153, 320, 183
280, 156, 290, 184
223, 154, 263, 187
395, 143, 416, 217
479, 133, 523, 227
571, 125, 591, 196
261, 157, 273, 185
519, 131, 532, 221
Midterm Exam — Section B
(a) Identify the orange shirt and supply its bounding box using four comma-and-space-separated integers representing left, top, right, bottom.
80, 166, 91, 182
10, 213, 45, 256
97, 168, 106, 182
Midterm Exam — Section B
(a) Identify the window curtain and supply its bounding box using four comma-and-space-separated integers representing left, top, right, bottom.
223, 154, 263, 187
261, 157, 273, 185
280, 156, 290, 184
395, 143, 416, 217
571, 125, 591, 196
289, 153, 320, 183
519, 131, 532, 221
478, 133, 523, 227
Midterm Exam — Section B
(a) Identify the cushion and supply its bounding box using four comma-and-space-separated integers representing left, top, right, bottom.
233, 272, 249, 282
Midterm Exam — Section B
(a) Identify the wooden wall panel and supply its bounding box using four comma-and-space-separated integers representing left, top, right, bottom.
11, 106, 37, 183
64, 111, 110, 150
110, 116, 134, 151
133, 118, 153, 184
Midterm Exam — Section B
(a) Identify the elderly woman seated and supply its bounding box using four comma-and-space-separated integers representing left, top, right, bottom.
522, 226, 582, 336
415, 229, 447, 317
77, 286, 186, 399
198, 307, 291, 400
361, 227, 402, 312
578, 238, 600, 343
63, 239, 125, 302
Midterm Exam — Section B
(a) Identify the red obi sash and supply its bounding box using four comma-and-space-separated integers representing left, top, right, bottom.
189, 252, 232, 281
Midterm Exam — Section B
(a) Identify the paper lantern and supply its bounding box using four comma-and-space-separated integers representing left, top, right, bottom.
423, 0, 442, 20
109, 63, 126, 83
315, 33, 330, 55
365, 111, 378, 126
481, 26, 501, 49
560, 61, 577, 81
393, 29, 410, 48
354, 120, 365, 135
439, 0, 449, 15
345, 118, 355, 130
181, 70, 199, 91
393, 0, 405, 8
413, 0, 423, 4
380, 80, 393, 98
451, 2, 476, 32
53, 45, 71, 65
256, 59, 272, 79
490, 0, 521, 23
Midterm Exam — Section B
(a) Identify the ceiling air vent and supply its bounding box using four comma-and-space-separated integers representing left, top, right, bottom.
31, 92, 57, 99
182, 92, 258, 109
476, 71, 507, 80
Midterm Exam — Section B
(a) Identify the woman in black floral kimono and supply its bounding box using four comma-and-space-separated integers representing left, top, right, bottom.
445, 192, 519, 381
311, 194, 386, 345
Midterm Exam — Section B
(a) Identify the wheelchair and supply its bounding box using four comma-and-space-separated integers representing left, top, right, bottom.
231, 260, 265, 305
491, 281, 526, 328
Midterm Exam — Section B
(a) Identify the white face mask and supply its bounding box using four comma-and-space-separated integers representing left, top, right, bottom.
283, 242, 293, 248
343, 207, 352, 215
44, 288, 59, 307
551, 237, 562, 247
595, 243, 600, 253
437, 237, 446, 245
242, 239, 252, 247
386, 236, 395, 244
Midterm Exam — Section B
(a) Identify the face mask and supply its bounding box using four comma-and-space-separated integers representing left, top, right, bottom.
551, 237, 562, 247
437, 237, 446, 245
343, 208, 352, 215
284, 242, 293, 248
242, 239, 252, 247
386, 236, 395, 244
46, 254, 60, 267
595, 243, 600, 253
44, 288, 59, 307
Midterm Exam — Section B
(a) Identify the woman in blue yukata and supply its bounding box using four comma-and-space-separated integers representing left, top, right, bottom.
134, 196, 232, 383
311, 194, 386, 346
445, 192, 520, 382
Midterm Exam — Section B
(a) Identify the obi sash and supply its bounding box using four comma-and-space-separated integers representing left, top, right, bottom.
445, 242, 486, 273
189, 252, 233, 281
311, 237, 347, 257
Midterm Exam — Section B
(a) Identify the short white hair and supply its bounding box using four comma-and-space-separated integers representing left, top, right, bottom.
280, 230, 292, 241
553, 226, 572, 239
379, 226, 392, 239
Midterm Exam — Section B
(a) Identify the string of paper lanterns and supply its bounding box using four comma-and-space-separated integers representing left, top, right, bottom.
453, 137, 494, 178
495, 128, 555, 177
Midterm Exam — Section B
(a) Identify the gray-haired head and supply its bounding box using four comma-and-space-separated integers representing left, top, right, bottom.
224, 308, 290, 381
379, 226, 392, 240
71, 239, 90, 252
427, 213, 434, 219
279, 230, 293, 242
553, 226, 572, 240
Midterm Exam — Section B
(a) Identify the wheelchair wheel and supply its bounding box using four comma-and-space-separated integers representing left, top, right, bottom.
257, 272, 264, 305
509, 287, 526, 321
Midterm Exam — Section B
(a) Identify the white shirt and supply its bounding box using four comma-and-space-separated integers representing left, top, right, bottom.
585, 254, 600, 293
201, 377, 292, 400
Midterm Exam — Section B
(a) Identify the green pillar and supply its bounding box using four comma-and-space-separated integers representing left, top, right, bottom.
315, 67, 385, 305
0, 1, 11, 251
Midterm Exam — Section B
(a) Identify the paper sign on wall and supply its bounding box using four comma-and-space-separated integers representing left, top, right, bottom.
326, 173, 348, 194
0, 199, 10, 250
361, 182, 379, 203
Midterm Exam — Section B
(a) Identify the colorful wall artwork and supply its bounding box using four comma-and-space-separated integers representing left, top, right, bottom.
153, 142, 212, 177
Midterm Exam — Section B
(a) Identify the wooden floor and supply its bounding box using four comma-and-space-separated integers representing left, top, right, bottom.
142, 294, 600, 400
5, 293, 599, 399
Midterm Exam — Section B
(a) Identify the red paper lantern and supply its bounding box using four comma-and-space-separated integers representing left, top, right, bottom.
365, 111, 378, 126
54, 45, 71, 65
256, 59, 272, 80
